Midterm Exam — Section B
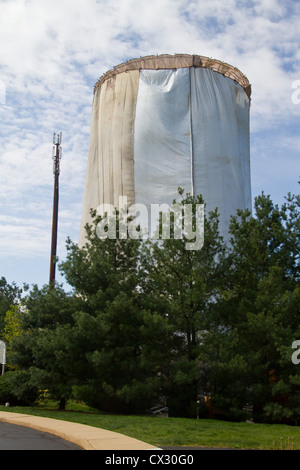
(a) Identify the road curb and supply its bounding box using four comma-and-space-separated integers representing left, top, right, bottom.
0, 411, 160, 450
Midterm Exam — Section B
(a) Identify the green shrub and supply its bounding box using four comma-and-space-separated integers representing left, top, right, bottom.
0, 371, 38, 406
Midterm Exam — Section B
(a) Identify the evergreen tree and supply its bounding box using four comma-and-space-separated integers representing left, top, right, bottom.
59, 210, 171, 413
138, 192, 227, 417
205, 190, 300, 422
9, 283, 78, 409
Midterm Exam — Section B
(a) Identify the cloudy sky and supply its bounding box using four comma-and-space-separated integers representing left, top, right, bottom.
0, 0, 299, 291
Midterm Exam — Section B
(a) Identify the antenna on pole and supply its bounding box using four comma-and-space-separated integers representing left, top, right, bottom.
49, 132, 62, 288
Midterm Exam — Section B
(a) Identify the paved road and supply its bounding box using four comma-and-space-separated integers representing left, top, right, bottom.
0, 422, 82, 450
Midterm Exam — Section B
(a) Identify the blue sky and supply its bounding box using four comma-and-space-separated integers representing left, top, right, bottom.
0, 0, 299, 291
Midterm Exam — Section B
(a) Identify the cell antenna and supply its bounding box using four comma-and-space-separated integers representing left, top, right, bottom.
49, 132, 62, 287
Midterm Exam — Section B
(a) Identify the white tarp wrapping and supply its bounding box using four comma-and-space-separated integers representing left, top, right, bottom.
133, 68, 192, 235
79, 70, 139, 244
190, 67, 251, 238
79, 59, 251, 246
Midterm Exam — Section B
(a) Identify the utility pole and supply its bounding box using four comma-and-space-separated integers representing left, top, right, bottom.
49, 132, 62, 288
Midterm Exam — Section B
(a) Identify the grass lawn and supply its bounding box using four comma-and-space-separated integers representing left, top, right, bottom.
0, 402, 299, 450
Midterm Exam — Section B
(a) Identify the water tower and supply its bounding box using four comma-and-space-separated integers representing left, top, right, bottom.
79, 54, 251, 245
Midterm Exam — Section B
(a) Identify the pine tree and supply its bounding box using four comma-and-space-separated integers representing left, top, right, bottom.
206, 190, 300, 422
138, 192, 227, 417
